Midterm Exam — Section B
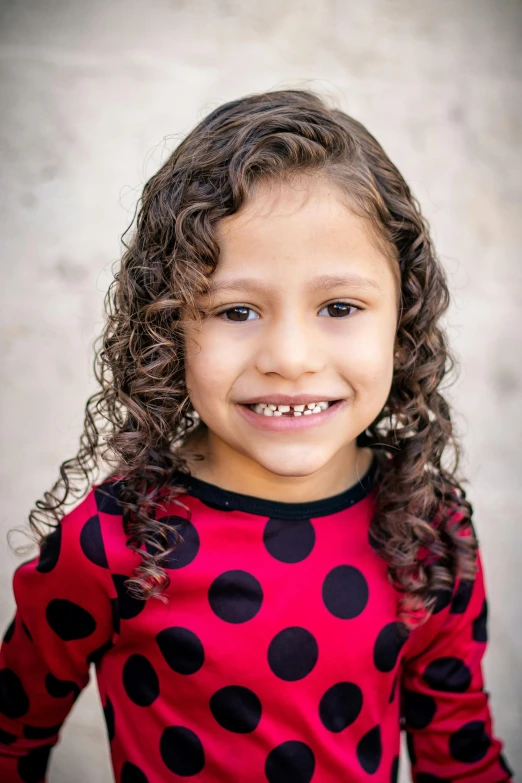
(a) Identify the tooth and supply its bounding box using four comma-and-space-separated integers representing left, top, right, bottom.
293, 411, 302, 416
267, 404, 277, 411
254, 404, 264, 414
303, 409, 313, 415
259, 403, 267, 408
277, 405, 290, 413
306, 403, 316, 409
320, 401, 329, 410
311, 407, 322, 414
293, 405, 305, 411
263, 407, 274, 416
273, 410, 282, 416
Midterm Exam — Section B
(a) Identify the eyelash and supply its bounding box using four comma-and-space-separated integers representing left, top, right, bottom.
215, 301, 362, 322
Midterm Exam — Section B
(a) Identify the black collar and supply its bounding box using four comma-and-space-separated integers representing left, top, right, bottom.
174, 456, 378, 520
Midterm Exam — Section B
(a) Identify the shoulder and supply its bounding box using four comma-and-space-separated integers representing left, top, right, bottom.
417, 490, 476, 568
11, 486, 117, 620
92, 475, 126, 517
10, 486, 122, 667
14, 477, 134, 593
408, 498, 483, 635
80, 476, 144, 576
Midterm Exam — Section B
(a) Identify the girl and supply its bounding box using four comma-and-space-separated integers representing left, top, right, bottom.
0, 89, 514, 783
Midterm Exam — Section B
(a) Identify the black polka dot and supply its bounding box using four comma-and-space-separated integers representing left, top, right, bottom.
356, 725, 382, 774
45, 673, 80, 699
416, 774, 450, 782
46, 599, 96, 641
104, 695, 115, 742
402, 688, 437, 729
95, 480, 123, 515
268, 627, 318, 681
156, 627, 204, 675
17, 745, 52, 783
80, 514, 108, 568
122, 655, 159, 707
450, 579, 474, 614
121, 761, 149, 783
265, 740, 315, 783
146, 518, 200, 569
0, 728, 16, 744
429, 587, 453, 615
112, 575, 145, 621
0, 668, 30, 718
2, 618, 15, 644
111, 597, 120, 635
23, 724, 61, 739
208, 570, 263, 624
472, 599, 488, 642
209, 685, 262, 733
322, 565, 369, 619
449, 720, 491, 763
263, 517, 315, 563
319, 681, 363, 732
406, 731, 416, 764
373, 622, 409, 672
423, 657, 471, 693
36, 526, 62, 573
391, 755, 399, 783
160, 725, 205, 776
388, 671, 398, 704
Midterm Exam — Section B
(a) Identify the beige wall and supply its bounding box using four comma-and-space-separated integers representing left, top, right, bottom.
0, 0, 520, 779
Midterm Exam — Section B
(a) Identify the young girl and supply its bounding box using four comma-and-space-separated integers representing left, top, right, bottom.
0, 90, 514, 783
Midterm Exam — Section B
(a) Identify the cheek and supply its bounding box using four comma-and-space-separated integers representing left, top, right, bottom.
184, 328, 242, 401
336, 322, 395, 385
352, 345, 393, 382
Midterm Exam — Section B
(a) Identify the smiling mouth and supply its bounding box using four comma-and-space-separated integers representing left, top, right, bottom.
246, 401, 339, 417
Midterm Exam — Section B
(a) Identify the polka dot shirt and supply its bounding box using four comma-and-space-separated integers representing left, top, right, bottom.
0, 460, 514, 782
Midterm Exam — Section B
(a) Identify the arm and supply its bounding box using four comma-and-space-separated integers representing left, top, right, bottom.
400, 527, 514, 782
0, 489, 118, 782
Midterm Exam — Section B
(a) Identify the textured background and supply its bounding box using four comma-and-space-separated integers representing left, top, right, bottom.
0, 0, 520, 780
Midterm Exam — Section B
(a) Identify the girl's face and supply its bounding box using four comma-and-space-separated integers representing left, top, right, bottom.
182, 176, 399, 494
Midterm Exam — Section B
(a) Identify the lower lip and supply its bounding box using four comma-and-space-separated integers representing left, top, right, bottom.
237, 400, 346, 431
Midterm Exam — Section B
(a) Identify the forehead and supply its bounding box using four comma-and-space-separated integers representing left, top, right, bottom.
214, 177, 399, 298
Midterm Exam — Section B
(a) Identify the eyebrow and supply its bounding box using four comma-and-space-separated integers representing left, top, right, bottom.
206, 273, 381, 297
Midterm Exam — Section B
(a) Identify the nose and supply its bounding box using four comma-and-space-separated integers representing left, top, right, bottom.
254, 314, 325, 380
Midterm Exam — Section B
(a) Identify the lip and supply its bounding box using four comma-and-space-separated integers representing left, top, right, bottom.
239, 394, 344, 405
237, 399, 347, 431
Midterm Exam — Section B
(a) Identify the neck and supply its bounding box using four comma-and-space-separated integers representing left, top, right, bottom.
178, 424, 374, 503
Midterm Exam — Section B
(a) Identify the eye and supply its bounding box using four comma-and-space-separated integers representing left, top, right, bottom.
217, 306, 259, 322
318, 301, 360, 318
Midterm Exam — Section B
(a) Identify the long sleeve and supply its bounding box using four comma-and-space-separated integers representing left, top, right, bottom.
401, 533, 514, 781
0, 488, 118, 783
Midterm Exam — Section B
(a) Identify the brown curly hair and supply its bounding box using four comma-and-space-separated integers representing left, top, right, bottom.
14, 88, 477, 630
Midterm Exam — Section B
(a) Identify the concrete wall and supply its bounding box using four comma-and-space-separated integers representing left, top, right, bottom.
0, 1, 520, 779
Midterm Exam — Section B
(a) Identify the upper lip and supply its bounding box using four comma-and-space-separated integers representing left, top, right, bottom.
239, 394, 343, 405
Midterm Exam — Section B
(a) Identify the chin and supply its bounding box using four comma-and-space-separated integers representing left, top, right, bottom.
252, 453, 332, 479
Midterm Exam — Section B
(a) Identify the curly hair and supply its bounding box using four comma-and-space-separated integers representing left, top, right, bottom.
15, 88, 477, 630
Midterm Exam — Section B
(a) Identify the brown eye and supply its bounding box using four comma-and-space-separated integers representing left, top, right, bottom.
318, 302, 358, 318
220, 307, 258, 322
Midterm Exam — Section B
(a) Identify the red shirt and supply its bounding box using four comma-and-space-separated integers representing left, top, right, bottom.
0, 461, 514, 782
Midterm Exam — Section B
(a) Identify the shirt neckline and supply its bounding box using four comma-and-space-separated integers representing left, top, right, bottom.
174, 455, 378, 520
